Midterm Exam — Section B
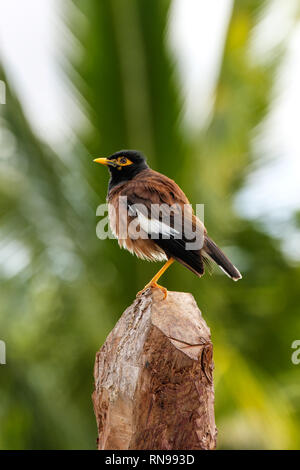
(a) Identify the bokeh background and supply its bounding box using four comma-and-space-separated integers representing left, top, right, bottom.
1, 0, 300, 450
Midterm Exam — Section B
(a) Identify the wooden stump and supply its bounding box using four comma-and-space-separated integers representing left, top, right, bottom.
92, 288, 217, 450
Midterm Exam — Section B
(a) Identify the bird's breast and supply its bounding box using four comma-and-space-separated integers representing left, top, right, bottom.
108, 191, 167, 262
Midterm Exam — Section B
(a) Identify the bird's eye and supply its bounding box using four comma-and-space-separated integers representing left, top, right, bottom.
119, 157, 127, 165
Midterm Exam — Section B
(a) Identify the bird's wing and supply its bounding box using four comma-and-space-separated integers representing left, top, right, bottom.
120, 174, 206, 276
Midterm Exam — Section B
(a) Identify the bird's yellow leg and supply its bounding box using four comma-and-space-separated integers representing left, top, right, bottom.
138, 258, 175, 299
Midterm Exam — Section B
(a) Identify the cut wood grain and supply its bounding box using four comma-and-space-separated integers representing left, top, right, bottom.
92, 288, 217, 450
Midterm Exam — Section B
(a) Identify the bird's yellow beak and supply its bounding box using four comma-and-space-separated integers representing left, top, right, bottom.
93, 157, 110, 166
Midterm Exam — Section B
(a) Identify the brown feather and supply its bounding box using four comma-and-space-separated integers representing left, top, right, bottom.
107, 169, 206, 275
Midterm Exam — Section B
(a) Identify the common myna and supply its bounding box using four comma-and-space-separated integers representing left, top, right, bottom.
94, 150, 242, 298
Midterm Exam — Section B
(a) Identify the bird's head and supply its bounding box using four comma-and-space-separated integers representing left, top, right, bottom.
94, 150, 148, 189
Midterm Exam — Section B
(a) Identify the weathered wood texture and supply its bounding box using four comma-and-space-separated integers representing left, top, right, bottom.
92, 288, 217, 450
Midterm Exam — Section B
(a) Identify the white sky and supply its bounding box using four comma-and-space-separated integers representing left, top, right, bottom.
0, 0, 300, 243
169, 0, 233, 128
0, 0, 72, 142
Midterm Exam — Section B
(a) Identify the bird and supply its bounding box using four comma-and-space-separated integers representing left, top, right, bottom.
94, 149, 242, 298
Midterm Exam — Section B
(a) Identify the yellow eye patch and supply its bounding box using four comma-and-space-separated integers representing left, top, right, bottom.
117, 156, 133, 166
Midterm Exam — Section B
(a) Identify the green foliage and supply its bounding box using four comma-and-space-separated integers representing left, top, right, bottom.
0, 0, 300, 449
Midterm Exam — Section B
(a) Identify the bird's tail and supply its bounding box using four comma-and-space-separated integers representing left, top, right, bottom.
203, 236, 242, 281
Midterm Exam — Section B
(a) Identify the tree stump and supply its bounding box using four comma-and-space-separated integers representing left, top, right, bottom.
92, 288, 217, 450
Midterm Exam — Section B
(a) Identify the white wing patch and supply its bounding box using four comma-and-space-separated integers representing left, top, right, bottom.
136, 209, 179, 238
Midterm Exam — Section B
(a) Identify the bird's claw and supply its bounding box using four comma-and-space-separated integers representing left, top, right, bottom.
137, 282, 168, 300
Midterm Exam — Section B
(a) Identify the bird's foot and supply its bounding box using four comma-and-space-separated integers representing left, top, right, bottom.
137, 282, 168, 300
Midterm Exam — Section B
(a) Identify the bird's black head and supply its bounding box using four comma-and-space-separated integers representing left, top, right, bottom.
94, 150, 148, 191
